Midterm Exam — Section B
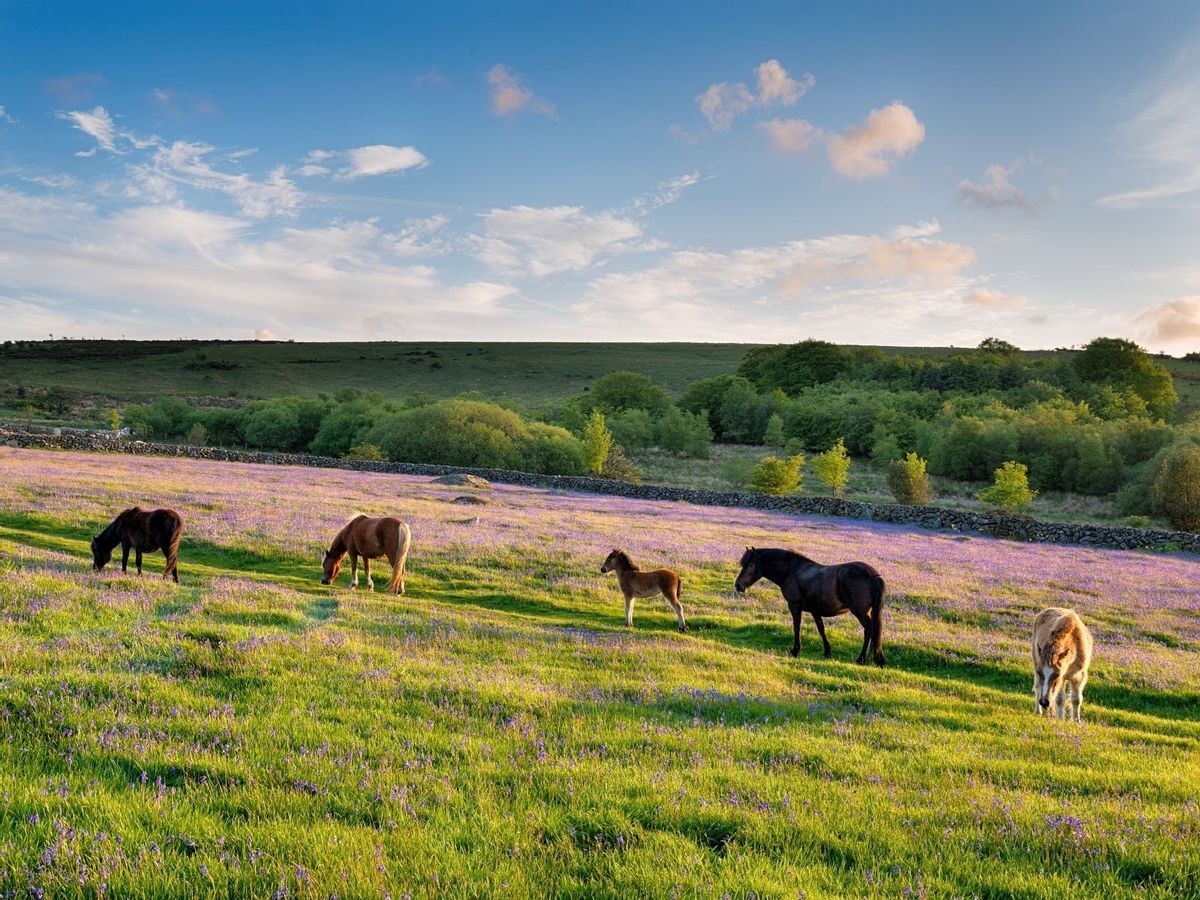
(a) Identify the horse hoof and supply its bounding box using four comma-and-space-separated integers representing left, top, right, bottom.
789, 648, 800, 658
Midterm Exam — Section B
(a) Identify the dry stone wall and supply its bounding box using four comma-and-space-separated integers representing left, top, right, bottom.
5, 428, 1198, 555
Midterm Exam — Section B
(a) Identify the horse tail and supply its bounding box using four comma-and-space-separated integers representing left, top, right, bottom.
163, 511, 184, 583
387, 521, 412, 594
870, 572, 885, 664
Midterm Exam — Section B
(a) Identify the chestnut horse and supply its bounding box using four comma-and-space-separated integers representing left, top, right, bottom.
1032, 607, 1093, 722
734, 547, 885, 665
91, 507, 184, 583
600, 549, 686, 632
322, 515, 411, 595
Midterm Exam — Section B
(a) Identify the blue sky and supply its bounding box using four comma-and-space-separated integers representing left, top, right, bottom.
2, 1, 1200, 350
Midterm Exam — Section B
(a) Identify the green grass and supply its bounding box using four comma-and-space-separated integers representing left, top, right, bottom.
0, 339, 755, 410
0, 449, 1198, 897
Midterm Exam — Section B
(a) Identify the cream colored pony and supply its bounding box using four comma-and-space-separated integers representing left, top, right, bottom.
1032, 607, 1094, 722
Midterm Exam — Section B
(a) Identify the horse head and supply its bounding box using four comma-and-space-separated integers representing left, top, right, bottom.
90, 536, 112, 572
321, 549, 343, 585
734, 546, 760, 593
599, 549, 622, 574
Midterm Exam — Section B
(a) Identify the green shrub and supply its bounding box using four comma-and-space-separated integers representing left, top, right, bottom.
812, 438, 851, 498
366, 400, 530, 470
720, 456, 757, 491
750, 455, 805, 496
343, 443, 387, 462
607, 408, 655, 451
600, 444, 643, 483
1151, 444, 1200, 532
978, 460, 1037, 513
655, 407, 713, 458
525, 422, 587, 475
888, 452, 934, 505
582, 410, 613, 475
762, 413, 786, 449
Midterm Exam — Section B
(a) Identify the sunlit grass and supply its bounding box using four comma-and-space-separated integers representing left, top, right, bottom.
0, 447, 1197, 897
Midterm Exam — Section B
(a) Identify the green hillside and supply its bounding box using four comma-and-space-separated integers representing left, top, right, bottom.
0, 339, 756, 406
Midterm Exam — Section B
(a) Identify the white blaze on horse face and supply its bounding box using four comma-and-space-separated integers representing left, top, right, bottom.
1040, 664, 1057, 706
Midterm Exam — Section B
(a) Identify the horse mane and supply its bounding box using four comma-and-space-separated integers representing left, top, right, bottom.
750, 547, 816, 567
95, 507, 140, 551
609, 549, 637, 570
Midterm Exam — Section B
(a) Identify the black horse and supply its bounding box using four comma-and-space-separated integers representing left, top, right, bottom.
734, 547, 885, 666
91, 507, 184, 583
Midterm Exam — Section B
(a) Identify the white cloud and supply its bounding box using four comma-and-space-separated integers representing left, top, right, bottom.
697, 82, 755, 132
487, 64, 556, 117
1135, 296, 1200, 344
60, 106, 119, 156
0, 106, 15, 125
0, 185, 517, 340
755, 60, 814, 106
759, 118, 822, 153
147, 140, 303, 219
255, 327, 281, 341
573, 225, 978, 341
959, 163, 1033, 211
1098, 49, 1200, 209
697, 59, 813, 131
469, 205, 644, 277
965, 288, 1028, 311
827, 102, 925, 179
386, 215, 450, 257
337, 144, 429, 179
632, 171, 704, 214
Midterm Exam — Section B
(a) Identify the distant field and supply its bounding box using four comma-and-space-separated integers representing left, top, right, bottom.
5, 340, 1199, 420
0, 340, 756, 407
1, 447, 1198, 897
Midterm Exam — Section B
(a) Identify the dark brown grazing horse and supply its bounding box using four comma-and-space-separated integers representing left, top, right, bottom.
91, 507, 184, 583
600, 549, 686, 632
734, 546, 885, 666
322, 515, 412, 595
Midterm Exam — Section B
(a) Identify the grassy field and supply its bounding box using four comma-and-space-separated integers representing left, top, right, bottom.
1, 447, 1197, 897
5, 339, 1199, 419
0, 340, 754, 409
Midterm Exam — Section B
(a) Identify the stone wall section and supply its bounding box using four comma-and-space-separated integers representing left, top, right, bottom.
5, 428, 1198, 555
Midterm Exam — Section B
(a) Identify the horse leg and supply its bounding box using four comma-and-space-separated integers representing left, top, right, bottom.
853, 611, 873, 664
350, 553, 360, 588
663, 586, 686, 633
1033, 670, 1044, 715
363, 557, 374, 591
788, 603, 803, 657
121, 543, 131, 574
163, 550, 178, 583
624, 591, 635, 628
135, 549, 144, 576
812, 615, 832, 658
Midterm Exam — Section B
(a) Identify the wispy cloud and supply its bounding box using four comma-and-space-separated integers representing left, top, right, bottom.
59, 106, 120, 156
573, 224, 979, 342
827, 102, 925, 179
1098, 47, 1200, 209
632, 171, 705, 215
141, 140, 303, 219
696, 59, 814, 131
487, 64, 556, 117
0, 106, 15, 125
468, 205, 644, 277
